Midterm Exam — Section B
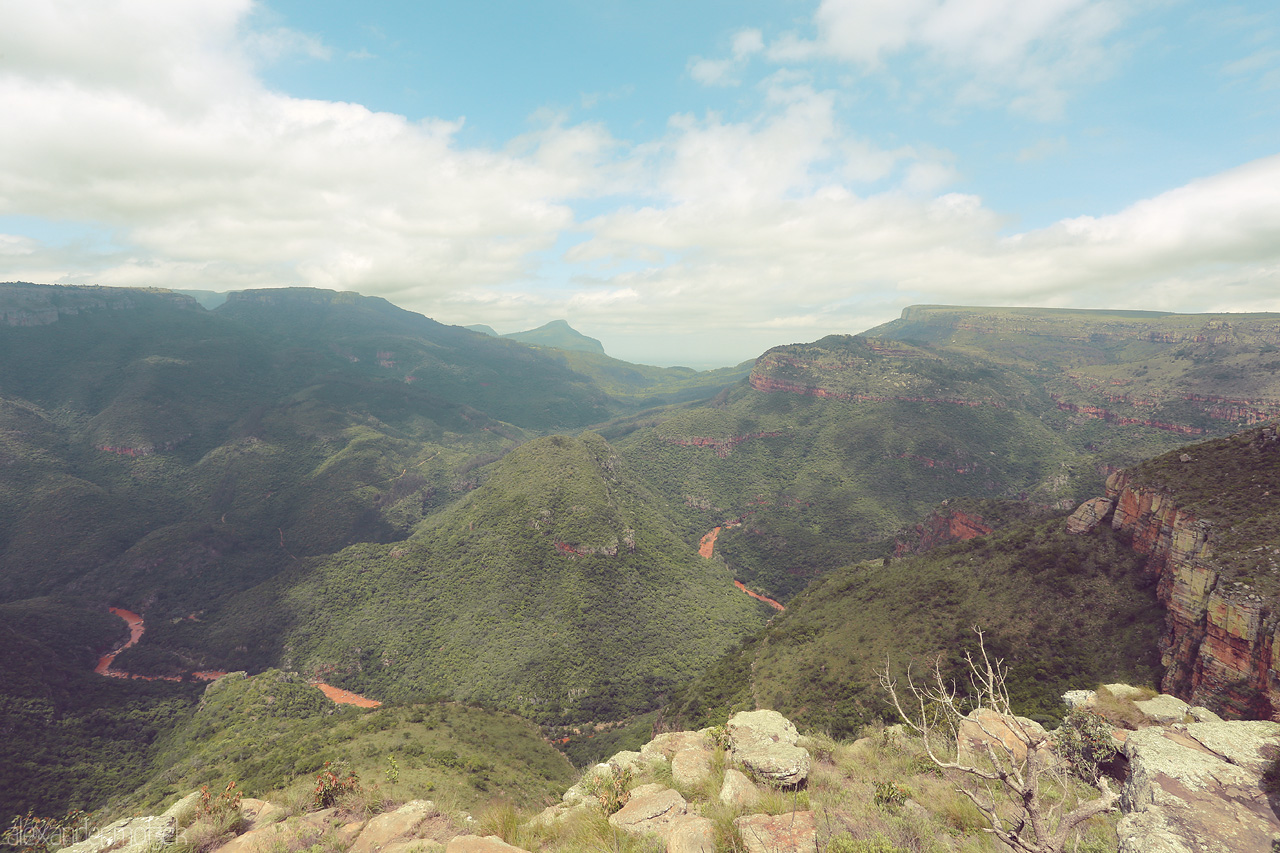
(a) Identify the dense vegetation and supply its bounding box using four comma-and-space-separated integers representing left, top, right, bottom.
664, 509, 1164, 738
121, 671, 575, 816
11, 287, 1280, 823
191, 432, 765, 722
0, 597, 199, 819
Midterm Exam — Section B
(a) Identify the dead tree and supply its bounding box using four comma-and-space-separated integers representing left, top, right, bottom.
878, 629, 1119, 853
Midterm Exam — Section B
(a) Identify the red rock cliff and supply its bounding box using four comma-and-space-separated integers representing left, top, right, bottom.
1105, 470, 1278, 718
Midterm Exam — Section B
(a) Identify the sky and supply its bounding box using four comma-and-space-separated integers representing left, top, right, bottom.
2, 1, 1279, 367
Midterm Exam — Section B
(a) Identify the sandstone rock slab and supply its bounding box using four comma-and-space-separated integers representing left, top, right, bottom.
671, 747, 713, 789
1133, 694, 1191, 724
352, 800, 437, 853
445, 835, 530, 853
608, 788, 687, 839
1066, 497, 1114, 534
956, 708, 1048, 765
733, 812, 816, 853
727, 710, 810, 787
719, 768, 759, 809
642, 731, 711, 760
1118, 721, 1280, 853
667, 816, 714, 853
59, 815, 175, 853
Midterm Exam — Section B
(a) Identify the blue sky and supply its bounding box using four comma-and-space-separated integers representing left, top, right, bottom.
2, 1, 1279, 366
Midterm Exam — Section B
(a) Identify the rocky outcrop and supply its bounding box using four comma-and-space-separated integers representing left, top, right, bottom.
659, 432, 785, 458
608, 787, 688, 839
1102, 469, 1280, 718
1118, 720, 1280, 853
727, 710, 811, 787
58, 816, 175, 853
1065, 497, 1114, 535
733, 812, 817, 853
895, 508, 993, 556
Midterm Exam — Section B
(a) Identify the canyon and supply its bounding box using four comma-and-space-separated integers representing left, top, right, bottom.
94, 608, 378, 707
1067, 434, 1280, 719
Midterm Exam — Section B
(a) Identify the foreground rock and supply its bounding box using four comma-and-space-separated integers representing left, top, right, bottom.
352, 800, 438, 853
727, 710, 811, 787
58, 816, 175, 853
608, 787, 688, 839
1118, 720, 1280, 853
446, 836, 530, 853
956, 708, 1049, 765
733, 812, 817, 853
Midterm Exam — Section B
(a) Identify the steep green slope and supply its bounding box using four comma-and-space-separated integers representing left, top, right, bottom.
610, 335, 1132, 602
664, 511, 1164, 738
0, 598, 198, 820
197, 433, 765, 722
119, 671, 574, 816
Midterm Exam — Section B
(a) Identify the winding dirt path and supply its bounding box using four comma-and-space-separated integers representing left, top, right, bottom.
698, 527, 785, 612
95, 607, 379, 706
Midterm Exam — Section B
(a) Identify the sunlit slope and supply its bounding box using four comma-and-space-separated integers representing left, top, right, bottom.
611, 334, 1135, 601
870, 305, 1280, 434
200, 432, 765, 721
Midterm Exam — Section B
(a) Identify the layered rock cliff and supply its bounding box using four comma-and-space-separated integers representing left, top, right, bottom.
1085, 426, 1280, 719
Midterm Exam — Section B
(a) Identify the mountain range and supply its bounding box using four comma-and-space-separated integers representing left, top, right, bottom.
5, 282, 1280, 825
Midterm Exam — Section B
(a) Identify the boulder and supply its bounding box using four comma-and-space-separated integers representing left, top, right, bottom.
608, 750, 654, 775
1118, 721, 1280, 853
351, 801, 438, 853
727, 710, 811, 787
445, 836, 530, 853
718, 769, 759, 809
667, 816, 715, 853
608, 788, 688, 839
733, 812, 817, 853
671, 747, 713, 789
1066, 497, 1114, 534
160, 791, 202, 828
1133, 694, 1191, 725
383, 842, 445, 853
956, 708, 1048, 765
59, 816, 175, 853
238, 798, 285, 830
642, 731, 711, 760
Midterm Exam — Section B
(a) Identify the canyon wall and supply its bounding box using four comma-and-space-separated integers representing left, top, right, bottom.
1103, 470, 1280, 719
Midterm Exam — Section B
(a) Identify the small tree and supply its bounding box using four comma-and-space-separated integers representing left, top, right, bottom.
878, 629, 1118, 853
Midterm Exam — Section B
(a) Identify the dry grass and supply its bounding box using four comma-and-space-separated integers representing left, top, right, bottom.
1091, 686, 1158, 729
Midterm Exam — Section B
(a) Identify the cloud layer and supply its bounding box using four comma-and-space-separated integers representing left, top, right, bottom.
2, 0, 1279, 366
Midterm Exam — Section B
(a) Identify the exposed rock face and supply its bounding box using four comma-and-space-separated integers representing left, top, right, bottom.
666, 816, 715, 853
445, 836, 530, 853
718, 768, 760, 808
894, 508, 994, 556
1105, 469, 1280, 718
59, 816, 175, 853
727, 710, 811, 787
1066, 497, 1114, 535
1118, 721, 1280, 853
955, 708, 1049, 765
608, 788, 688, 839
671, 747, 713, 789
351, 800, 437, 853
733, 812, 817, 853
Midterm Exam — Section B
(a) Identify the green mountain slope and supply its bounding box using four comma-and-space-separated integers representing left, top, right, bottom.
193, 432, 765, 722
118, 671, 574, 817
664, 508, 1165, 738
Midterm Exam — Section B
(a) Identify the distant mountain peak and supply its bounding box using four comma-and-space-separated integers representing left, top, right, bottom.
502, 319, 606, 355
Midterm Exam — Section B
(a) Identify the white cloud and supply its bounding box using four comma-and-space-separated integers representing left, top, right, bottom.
689, 28, 765, 86
772, 0, 1126, 118
0, 0, 595, 300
